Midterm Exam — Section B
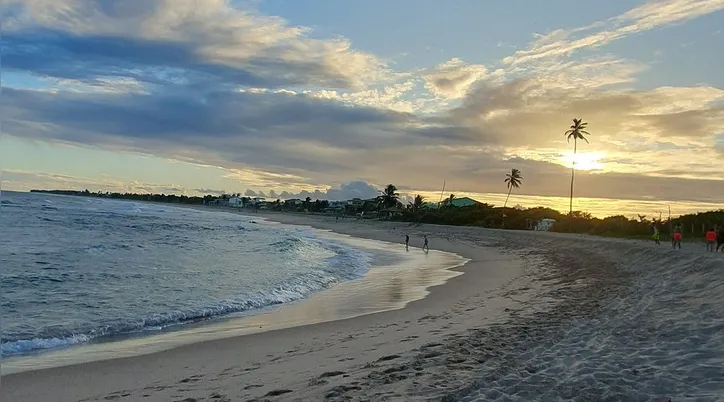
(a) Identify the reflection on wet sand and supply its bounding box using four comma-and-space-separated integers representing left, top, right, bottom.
3, 227, 467, 374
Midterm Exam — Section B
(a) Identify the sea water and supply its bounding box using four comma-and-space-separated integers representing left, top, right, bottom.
0, 192, 372, 357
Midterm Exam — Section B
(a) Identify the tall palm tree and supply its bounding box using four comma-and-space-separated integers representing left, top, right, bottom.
564, 118, 590, 215
503, 168, 522, 208
381, 184, 399, 208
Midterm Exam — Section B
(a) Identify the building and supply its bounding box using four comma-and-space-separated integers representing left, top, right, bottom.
422, 197, 484, 209
228, 197, 243, 207
536, 218, 556, 231
378, 206, 403, 220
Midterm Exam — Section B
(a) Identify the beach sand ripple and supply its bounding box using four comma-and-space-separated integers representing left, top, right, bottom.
319, 229, 724, 401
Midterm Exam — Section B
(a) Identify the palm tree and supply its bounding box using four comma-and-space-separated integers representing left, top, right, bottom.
380, 184, 399, 208
446, 193, 456, 208
304, 196, 312, 211
412, 194, 425, 212
503, 169, 522, 208
564, 118, 590, 214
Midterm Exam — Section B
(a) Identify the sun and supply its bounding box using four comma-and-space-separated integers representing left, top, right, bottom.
558, 152, 605, 171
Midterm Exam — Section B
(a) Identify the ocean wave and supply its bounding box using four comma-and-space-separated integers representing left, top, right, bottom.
1, 334, 92, 356
3, 193, 376, 359
2, 237, 373, 357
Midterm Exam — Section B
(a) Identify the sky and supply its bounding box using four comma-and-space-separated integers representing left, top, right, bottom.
1, 0, 723, 217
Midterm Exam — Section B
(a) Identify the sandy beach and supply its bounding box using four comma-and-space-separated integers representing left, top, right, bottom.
4, 211, 724, 401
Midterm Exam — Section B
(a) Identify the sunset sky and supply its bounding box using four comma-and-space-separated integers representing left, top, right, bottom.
1, 0, 723, 217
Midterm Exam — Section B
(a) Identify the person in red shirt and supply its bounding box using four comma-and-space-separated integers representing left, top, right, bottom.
672, 225, 683, 249
706, 228, 717, 252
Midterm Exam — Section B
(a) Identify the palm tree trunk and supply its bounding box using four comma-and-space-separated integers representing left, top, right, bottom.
503, 186, 512, 208
569, 140, 577, 215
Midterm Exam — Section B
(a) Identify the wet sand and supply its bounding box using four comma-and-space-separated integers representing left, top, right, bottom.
5, 211, 722, 401
2, 213, 528, 401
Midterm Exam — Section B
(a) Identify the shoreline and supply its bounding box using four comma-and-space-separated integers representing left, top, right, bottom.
1, 212, 468, 374
2, 208, 531, 402
8, 208, 721, 400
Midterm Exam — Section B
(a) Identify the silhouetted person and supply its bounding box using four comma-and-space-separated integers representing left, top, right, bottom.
405, 234, 410, 250
652, 223, 661, 245
423, 235, 429, 251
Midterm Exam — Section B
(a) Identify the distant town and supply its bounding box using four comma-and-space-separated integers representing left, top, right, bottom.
30, 188, 487, 218
29, 189, 724, 240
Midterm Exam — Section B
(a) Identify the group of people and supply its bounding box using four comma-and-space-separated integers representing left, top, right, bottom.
405, 234, 428, 251
652, 224, 724, 252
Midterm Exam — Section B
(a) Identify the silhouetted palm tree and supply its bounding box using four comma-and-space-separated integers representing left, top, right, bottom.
444, 193, 456, 208
564, 118, 590, 214
381, 184, 399, 208
503, 168, 522, 208
409, 194, 425, 212
304, 196, 312, 211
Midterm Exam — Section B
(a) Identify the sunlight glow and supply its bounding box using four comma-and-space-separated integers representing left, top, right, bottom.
557, 152, 605, 171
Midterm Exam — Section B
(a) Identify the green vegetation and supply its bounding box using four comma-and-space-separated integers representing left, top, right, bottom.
31, 189, 212, 204
29, 113, 721, 243
380, 184, 400, 208
30, 189, 724, 241
391, 202, 723, 241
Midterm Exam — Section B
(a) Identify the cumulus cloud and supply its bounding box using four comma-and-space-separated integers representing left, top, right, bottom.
4, 74, 724, 203
3, 0, 724, 211
422, 58, 493, 100
325, 181, 380, 200
241, 181, 380, 201
2, 0, 388, 90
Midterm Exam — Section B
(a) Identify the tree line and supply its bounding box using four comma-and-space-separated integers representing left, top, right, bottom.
31, 119, 723, 239
31, 189, 212, 204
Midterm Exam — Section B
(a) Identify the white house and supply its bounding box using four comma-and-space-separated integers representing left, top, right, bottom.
536, 218, 556, 231
228, 197, 243, 207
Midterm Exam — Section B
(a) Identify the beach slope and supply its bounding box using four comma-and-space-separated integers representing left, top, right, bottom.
4, 214, 724, 401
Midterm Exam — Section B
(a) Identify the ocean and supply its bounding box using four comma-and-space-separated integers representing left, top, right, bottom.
0, 191, 373, 358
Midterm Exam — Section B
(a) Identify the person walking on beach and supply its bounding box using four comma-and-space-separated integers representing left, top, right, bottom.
705, 228, 717, 252
405, 234, 410, 250
422, 235, 429, 251
672, 225, 682, 249
652, 223, 661, 245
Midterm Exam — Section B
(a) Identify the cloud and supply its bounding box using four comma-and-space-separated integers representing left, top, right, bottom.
3, 0, 724, 212
422, 58, 493, 100
325, 181, 380, 200
194, 188, 227, 196
4, 73, 724, 204
2, 0, 388, 90
505, 0, 724, 65
240, 181, 379, 201
446, 79, 724, 149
